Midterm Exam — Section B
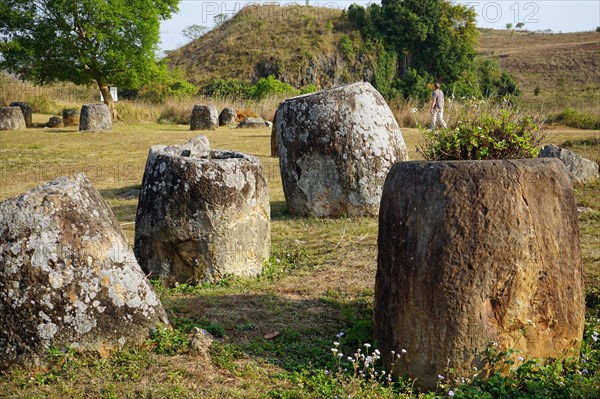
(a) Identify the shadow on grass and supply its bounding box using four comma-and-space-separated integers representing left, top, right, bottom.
164, 292, 373, 373
40, 128, 80, 133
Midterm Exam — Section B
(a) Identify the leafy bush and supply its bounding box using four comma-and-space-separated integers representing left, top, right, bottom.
418, 109, 544, 160
204, 76, 313, 100
203, 78, 253, 99
339, 34, 356, 59
251, 75, 299, 100
550, 108, 600, 130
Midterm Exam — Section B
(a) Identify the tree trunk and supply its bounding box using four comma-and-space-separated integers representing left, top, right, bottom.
98, 82, 118, 121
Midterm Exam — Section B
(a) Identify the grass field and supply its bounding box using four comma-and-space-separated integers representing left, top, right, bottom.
0, 115, 599, 398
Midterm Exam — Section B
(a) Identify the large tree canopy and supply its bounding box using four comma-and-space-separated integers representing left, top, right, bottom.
0, 0, 179, 117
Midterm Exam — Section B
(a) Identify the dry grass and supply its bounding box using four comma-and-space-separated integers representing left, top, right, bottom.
479, 29, 600, 115
0, 114, 598, 398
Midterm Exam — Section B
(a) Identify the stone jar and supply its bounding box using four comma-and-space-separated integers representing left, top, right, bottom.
0, 106, 26, 130
79, 103, 112, 131
135, 136, 270, 287
375, 158, 585, 389
0, 174, 169, 370
218, 107, 237, 126
190, 104, 218, 130
276, 81, 408, 217
9, 102, 32, 128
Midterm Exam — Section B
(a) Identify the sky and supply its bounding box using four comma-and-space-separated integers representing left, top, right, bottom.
159, 0, 600, 52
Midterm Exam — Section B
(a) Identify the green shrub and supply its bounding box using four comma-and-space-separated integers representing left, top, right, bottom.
203, 78, 253, 99
418, 109, 543, 160
251, 75, 299, 100
551, 108, 600, 130
339, 34, 356, 59
300, 84, 319, 94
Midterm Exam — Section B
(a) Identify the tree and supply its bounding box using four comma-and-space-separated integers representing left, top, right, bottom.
182, 24, 207, 41
348, 0, 478, 85
0, 0, 179, 119
506, 23, 513, 30
516, 22, 525, 30
214, 13, 230, 27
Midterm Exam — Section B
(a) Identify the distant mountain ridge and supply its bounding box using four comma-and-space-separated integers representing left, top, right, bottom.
167, 4, 600, 97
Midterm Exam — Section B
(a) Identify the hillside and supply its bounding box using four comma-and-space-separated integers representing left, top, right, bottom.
479, 29, 600, 95
168, 4, 600, 106
167, 5, 350, 89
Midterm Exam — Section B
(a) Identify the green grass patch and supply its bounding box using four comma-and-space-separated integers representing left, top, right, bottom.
551, 108, 600, 130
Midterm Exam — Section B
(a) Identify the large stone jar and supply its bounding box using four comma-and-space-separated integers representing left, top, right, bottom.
276, 82, 408, 217
375, 158, 585, 389
0, 174, 169, 370
135, 136, 271, 287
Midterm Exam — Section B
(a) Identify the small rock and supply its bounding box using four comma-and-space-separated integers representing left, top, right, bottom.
62, 108, 80, 126
237, 117, 271, 129
264, 331, 280, 340
46, 116, 63, 128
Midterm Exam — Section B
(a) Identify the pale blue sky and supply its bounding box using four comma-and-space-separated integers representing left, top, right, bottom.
159, 0, 600, 52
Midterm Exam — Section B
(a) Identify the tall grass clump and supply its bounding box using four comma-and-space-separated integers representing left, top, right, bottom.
550, 108, 600, 130
418, 104, 545, 160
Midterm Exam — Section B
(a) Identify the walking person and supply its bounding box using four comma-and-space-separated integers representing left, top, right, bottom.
430, 82, 447, 129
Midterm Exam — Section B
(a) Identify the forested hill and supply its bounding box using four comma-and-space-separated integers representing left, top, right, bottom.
167, 4, 599, 96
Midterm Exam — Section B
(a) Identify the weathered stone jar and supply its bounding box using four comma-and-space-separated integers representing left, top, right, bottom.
0, 106, 26, 130
375, 158, 585, 389
190, 104, 218, 130
9, 102, 32, 128
276, 82, 408, 217
0, 174, 169, 370
135, 136, 270, 287
79, 103, 112, 131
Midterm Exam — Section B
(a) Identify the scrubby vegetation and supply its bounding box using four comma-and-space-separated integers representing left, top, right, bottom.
550, 108, 600, 130
418, 106, 545, 160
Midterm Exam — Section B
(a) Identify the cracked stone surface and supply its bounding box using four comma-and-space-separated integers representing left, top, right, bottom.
0, 174, 169, 370
375, 158, 585, 389
276, 82, 408, 217
135, 136, 270, 286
